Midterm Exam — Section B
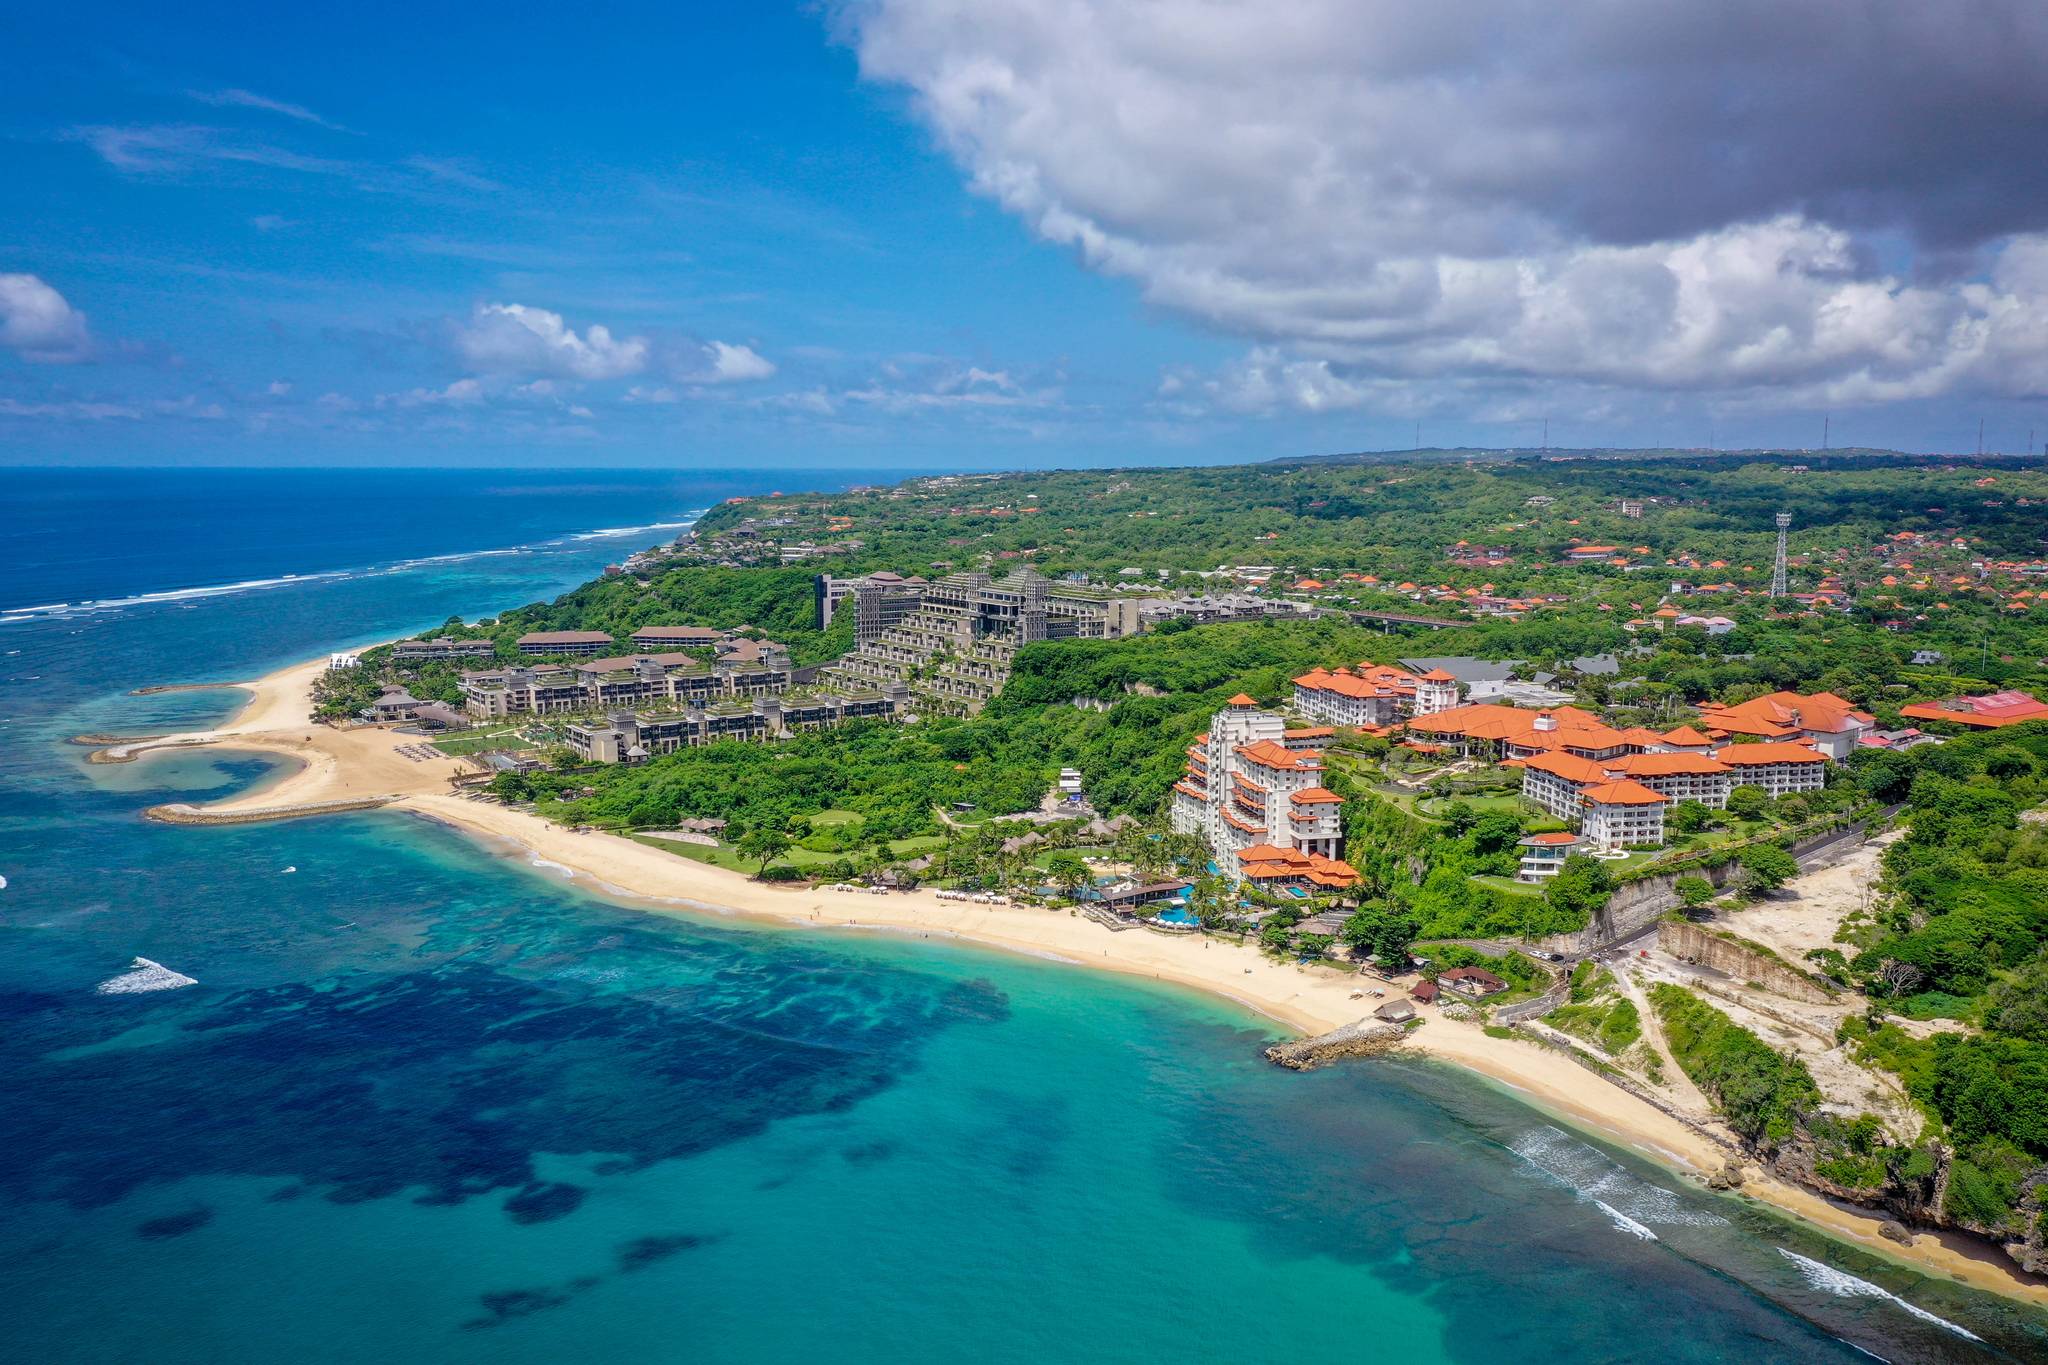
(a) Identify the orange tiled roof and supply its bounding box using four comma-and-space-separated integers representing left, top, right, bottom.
1716, 742, 1827, 766
1581, 778, 1668, 806
1289, 787, 1343, 804
1608, 752, 1730, 777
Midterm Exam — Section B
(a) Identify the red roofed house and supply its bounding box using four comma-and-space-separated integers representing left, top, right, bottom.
1899, 690, 2048, 730
1170, 695, 1358, 888
1517, 831, 1584, 882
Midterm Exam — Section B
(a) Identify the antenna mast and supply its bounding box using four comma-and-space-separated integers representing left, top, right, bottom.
1771, 512, 1792, 599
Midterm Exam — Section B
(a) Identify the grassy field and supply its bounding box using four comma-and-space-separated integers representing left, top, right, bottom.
430, 727, 527, 756
633, 830, 945, 876
1470, 873, 1545, 898
1417, 793, 1530, 818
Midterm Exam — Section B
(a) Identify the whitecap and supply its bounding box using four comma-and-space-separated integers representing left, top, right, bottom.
565, 518, 699, 542
527, 857, 577, 879
95, 958, 198, 995
1593, 1199, 1657, 1241
1776, 1248, 1982, 1341
1507, 1125, 1729, 1232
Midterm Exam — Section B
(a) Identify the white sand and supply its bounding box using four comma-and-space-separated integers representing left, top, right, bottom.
105, 652, 2048, 1307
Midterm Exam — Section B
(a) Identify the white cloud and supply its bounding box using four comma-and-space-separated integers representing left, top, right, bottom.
455, 303, 648, 380
847, 0, 2048, 408
188, 88, 351, 133
265, 380, 293, 397
381, 378, 486, 408
692, 340, 777, 383
0, 397, 138, 420
0, 273, 91, 362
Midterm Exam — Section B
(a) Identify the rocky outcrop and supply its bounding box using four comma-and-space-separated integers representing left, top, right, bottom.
1264, 1018, 1407, 1070
145, 797, 397, 826
1657, 921, 1834, 1003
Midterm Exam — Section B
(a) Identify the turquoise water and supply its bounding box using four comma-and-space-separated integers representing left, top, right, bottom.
3, 471, 2045, 1363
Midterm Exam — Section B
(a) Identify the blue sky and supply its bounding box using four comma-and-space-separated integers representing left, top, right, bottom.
4, 2, 2045, 467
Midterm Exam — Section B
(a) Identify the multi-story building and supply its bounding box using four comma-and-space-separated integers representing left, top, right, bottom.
629, 625, 726, 650
391, 637, 497, 662
1715, 742, 1829, 796
824, 568, 1141, 713
461, 650, 792, 719
1170, 695, 1357, 889
1516, 831, 1584, 882
1290, 663, 1453, 728
1580, 780, 1669, 849
1694, 691, 1874, 761
515, 630, 616, 658
563, 684, 910, 764
1603, 752, 1733, 808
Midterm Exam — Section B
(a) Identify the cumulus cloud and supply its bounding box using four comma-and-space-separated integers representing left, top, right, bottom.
0, 273, 91, 362
455, 303, 648, 380
844, 0, 2048, 407
692, 341, 778, 383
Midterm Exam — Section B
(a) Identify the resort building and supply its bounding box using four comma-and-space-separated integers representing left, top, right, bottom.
562, 684, 911, 764
392, 637, 497, 662
515, 630, 616, 658
460, 650, 793, 719
1170, 695, 1358, 890
1290, 662, 1459, 728
1603, 751, 1734, 808
1714, 742, 1829, 797
364, 685, 424, 722
1900, 689, 2048, 730
1516, 832, 1584, 882
1580, 779, 1669, 849
823, 568, 1141, 713
1694, 690, 1874, 761
1509, 751, 1681, 849
629, 625, 726, 650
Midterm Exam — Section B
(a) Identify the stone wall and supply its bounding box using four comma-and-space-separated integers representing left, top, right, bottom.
1656, 920, 1835, 1004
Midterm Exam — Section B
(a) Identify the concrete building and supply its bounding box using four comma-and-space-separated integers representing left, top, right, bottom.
515, 630, 615, 658
1516, 832, 1583, 882
629, 625, 726, 650
1169, 695, 1357, 889
392, 637, 496, 662
1715, 742, 1829, 797
1581, 780, 1668, 849
1694, 691, 1874, 761
562, 683, 910, 764
461, 649, 793, 719
824, 568, 1140, 713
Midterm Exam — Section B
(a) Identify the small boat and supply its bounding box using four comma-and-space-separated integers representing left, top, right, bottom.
281, 866, 297, 874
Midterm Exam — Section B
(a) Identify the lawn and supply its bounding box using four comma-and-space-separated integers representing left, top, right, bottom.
430, 728, 527, 756
809, 808, 863, 828
1030, 844, 1110, 869
633, 830, 945, 876
1418, 794, 1530, 818
1470, 874, 1545, 898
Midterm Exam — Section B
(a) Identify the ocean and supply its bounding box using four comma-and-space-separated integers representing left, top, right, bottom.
1, 467, 2043, 1364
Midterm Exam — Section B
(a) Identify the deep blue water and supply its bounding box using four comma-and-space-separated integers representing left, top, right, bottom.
2, 468, 2045, 1364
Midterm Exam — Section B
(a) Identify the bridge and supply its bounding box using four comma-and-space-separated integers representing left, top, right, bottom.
1345, 609, 1462, 631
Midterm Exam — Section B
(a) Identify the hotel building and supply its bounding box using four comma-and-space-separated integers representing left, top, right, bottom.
1170, 695, 1358, 890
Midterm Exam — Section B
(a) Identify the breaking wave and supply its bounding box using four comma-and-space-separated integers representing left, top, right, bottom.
2, 511, 703, 622
1776, 1248, 1983, 1341
1507, 1124, 1730, 1236
96, 957, 198, 995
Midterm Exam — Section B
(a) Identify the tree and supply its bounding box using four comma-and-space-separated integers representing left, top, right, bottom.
1044, 851, 1090, 901
1544, 853, 1614, 928
1675, 875, 1716, 909
1668, 800, 1715, 835
1342, 903, 1420, 968
488, 770, 531, 803
1739, 842, 1800, 896
738, 826, 793, 878
1726, 785, 1770, 820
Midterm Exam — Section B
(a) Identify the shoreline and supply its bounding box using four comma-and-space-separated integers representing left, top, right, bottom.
100, 649, 2048, 1310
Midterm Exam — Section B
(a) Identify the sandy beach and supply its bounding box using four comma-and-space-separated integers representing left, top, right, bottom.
101, 651, 2048, 1308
